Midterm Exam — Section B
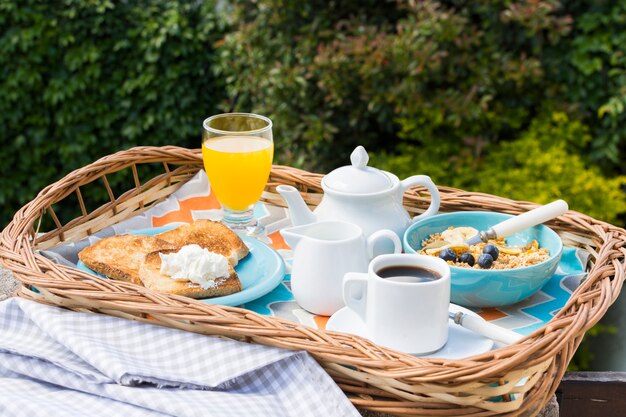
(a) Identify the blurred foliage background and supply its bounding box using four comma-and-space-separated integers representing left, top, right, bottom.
2, 0, 626, 368
0, 0, 227, 221
2, 0, 626, 226
218, 0, 626, 224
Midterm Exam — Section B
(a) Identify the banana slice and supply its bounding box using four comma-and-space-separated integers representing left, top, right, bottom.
425, 245, 449, 255
425, 243, 470, 255
441, 227, 479, 244
423, 240, 450, 250
497, 245, 522, 255
449, 243, 470, 252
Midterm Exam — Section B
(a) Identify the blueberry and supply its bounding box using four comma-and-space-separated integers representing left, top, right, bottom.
458, 252, 475, 266
439, 248, 457, 263
483, 244, 499, 261
478, 253, 494, 269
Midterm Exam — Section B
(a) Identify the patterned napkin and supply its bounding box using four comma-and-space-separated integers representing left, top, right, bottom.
0, 297, 359, 417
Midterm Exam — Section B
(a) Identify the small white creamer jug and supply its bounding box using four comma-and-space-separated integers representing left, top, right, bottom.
280, 220, 401, 316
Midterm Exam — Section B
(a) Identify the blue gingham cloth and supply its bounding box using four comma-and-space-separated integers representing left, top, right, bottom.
0, 298, 359, 417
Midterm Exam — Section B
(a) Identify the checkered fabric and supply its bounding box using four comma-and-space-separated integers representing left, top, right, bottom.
0, 298, 359, 417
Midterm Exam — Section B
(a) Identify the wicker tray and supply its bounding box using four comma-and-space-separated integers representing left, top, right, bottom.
1, 146, 625, 416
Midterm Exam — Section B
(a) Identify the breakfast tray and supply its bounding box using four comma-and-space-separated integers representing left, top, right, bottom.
1, 146, 625, 416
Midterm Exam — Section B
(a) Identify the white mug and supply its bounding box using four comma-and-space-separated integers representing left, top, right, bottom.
343, 254, 450, 354
281, 221, 402, 316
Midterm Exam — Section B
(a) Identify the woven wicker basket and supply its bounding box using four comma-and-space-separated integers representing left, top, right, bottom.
2, 146, 625, 416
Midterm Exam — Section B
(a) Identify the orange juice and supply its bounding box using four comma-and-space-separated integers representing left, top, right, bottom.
202, 136, 274, 210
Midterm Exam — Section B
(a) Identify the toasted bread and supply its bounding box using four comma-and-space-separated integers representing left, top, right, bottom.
139, 249, 242, 299
157, 220, 249, 266
78, 235, 178, 285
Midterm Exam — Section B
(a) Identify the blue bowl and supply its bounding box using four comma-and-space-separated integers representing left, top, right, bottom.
403, 212, 563, 308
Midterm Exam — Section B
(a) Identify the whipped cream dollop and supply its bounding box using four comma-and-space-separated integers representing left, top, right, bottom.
159, 244, 230, 289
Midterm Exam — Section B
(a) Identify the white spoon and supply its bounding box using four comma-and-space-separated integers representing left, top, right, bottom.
449, 311, 522, 346
465, 200, 568, 245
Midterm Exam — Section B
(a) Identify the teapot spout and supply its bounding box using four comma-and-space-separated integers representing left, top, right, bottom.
276, 185, 317, 226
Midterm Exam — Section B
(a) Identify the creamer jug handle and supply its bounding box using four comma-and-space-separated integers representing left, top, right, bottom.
366, 230, 402, 259
400, 175, 441, 223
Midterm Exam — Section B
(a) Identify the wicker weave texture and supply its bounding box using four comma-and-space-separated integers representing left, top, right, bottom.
1, 146, 625, 416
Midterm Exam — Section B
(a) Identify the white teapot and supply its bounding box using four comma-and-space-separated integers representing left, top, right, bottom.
276, 146, 440, 241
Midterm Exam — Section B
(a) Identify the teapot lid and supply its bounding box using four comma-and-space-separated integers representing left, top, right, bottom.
323, 146, 394, 193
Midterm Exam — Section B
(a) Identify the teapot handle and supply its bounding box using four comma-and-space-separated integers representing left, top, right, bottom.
400, 175, 441, 223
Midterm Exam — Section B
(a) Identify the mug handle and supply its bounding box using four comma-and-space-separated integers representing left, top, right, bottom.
366, 229, 402, 259
343, 272, 369, 323
400, 175, 441, 223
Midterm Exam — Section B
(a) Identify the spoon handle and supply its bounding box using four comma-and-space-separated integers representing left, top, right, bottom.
450, 311, 522, 346
491, 200, 568, 239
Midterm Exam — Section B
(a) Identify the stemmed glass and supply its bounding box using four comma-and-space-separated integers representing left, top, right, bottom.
202, 113, 274, 237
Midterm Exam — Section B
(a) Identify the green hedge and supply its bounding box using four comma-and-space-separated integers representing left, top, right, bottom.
219, 0, 626, 223
0, 0, 227, 225
2, 0, 626, 226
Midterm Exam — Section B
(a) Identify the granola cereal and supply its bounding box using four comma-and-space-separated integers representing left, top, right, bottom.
419, 227, 550, 270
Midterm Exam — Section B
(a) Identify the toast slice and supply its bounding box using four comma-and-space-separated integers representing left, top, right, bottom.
139, 249, 242, 299
157, 220, 249, 266
78, 234, 178, 285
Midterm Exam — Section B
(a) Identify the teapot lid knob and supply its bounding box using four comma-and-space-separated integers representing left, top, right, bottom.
350, 146, 369, 168
323, 145, 393, 194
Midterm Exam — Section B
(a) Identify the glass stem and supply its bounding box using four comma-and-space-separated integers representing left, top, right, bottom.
223, 206, 256, 226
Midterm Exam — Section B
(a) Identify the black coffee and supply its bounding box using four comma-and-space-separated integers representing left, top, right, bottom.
376, 265, 441, 283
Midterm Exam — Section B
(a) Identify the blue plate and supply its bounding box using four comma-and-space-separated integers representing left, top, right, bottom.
76, 225, 286, 307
